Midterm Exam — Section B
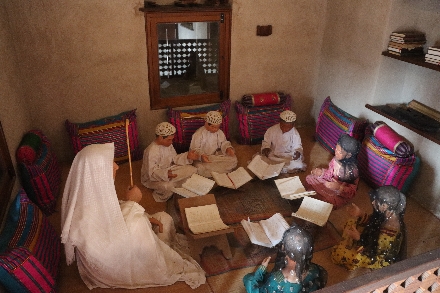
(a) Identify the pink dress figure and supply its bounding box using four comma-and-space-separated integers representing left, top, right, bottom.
306, 134, 360, 209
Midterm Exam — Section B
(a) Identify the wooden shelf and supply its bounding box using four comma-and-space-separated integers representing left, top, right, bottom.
382, 51, 440, 72
365, 104, 440, 145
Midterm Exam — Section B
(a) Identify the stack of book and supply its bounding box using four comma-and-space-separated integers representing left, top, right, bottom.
387, 31, 426, 56
425, 47, 440, 65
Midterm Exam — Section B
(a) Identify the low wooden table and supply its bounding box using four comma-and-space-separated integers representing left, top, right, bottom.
178, 194, 234, 263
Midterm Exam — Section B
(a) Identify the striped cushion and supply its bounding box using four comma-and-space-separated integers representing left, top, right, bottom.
315, 97, 368, 154
358, 130, 420, 194
168, 100, 231, 153
236, 95, 291, 145
0, 190, 61, 284
65, 109, 141, 162
17, 130, 61, 216
0, 247, 56, 293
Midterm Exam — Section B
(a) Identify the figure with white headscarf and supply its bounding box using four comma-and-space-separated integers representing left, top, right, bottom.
189, 111, 237, 177
141, 122, 199, 202
260, 110, 306, 173
331, 185, 406, 270
61, 143, 206, 290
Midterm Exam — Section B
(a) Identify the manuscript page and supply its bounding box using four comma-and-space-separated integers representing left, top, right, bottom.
182, 173, 215, 196
274, 176, 316, 200
185, 204, 229, 234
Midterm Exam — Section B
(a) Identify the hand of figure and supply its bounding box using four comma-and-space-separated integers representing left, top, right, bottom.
168, 169, 177, 179
311, 168, 323, 176
187, 150, 199, 161
226, 147, 235, 156
261, 256, 271, 267
346, 203, 362, 218
324, 180, 340, 190
201, 154, 211, 163
344, 225, 360, 240
292, 151, 300, 160
261, 148, 271, 157
124, 185, 142, 202
149, 217, 163, 233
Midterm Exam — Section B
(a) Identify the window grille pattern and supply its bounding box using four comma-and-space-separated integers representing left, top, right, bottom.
158, 39, 218, 78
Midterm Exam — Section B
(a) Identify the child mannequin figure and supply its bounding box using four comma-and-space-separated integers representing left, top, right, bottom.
243, 224, 327, 293
331, 185, 406, 270
260, 110, 306, 173
190, 111, 237, 177
306, 133, 360, 209
141, 122, 199, 202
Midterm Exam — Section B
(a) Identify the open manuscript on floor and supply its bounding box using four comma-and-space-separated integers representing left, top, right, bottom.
241, 213, 290, 248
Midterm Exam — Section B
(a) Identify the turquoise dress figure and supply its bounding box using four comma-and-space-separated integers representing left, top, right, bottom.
243, 224, 327, 293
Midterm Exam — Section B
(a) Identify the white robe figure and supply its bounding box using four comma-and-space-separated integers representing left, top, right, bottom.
141, 142, 197, 202
190, 126, 238, 177
61, 143, 205, 290
261, 123, 306, 172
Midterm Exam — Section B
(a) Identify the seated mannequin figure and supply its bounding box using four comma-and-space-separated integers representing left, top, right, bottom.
306, 133, 360, 209
260, 110, 307, 173
61, 143, 206, 289
243, 224, 327, 293
141, 122, 199, 202
190, 111, 237, 177
331, 185, 406, 270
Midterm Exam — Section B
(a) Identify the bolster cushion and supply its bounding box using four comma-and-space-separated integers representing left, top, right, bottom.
372, 121, 414, 157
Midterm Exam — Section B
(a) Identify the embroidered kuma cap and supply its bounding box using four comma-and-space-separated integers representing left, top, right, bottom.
155, 122, 176, 136
280, 110, 297, 123
205, 111, 223, 125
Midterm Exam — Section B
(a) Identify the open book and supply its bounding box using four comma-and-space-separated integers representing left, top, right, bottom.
274, 176, 316, 200
241, 213, 290, 248
247, 155, 285, 180
173, 173, 215, 198
185, 203, 230, 234
291, 196, 333, 226
212, 167, 252, 189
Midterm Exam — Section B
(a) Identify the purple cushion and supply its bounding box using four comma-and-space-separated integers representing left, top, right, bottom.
0, 247, 56, 293
0, 189, 61, 284
65, 109, 141, 162
168, 100, 231, 153
315, 96, 368, 154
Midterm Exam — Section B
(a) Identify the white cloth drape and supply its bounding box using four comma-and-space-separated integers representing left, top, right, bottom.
61, 143, 205, 289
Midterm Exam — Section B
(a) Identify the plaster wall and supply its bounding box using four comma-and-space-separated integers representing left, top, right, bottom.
1, 0, 326, 163
315, 0, 440, 217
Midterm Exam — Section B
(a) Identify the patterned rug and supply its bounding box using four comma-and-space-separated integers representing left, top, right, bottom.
200, 218, 341, 276
213, 178, 293, 224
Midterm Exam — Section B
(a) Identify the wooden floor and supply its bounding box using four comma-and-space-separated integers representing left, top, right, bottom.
49, 125, 440, 293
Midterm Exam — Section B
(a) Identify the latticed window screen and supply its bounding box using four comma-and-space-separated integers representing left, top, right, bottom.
158, 39, 218, 78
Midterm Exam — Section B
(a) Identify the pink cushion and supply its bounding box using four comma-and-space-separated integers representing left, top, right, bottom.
372, 121, 414, 157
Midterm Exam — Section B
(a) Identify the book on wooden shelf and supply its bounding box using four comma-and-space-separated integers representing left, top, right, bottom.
241, 213, 290, 248
391, 31, 426, 38
185, 203, 230, 234
390, 36, 426, 44
247, 154, 285, 180
388, 41, 424, 49
427, 48, 440, 56
178, 173, 215, 196
291, 197, 333, 227
425, 59, 440, 66
387, 46, 424, 54
387, 50, 424, 57
211, 167, 252, 189
274, 176, 316, 200
425, 54, 440, 62
407, 100, 440, 122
